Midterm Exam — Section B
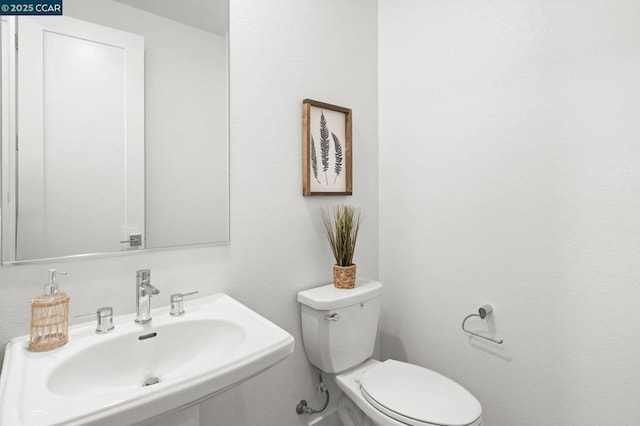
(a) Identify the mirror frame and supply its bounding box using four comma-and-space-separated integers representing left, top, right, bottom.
0, 6, 230, 266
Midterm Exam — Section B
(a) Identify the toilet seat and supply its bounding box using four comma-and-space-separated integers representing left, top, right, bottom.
359, 360, 482, 426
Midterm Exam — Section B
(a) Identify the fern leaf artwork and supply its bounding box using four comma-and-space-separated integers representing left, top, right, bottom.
302, 99, 352, 195
310, 135, 321, 184
319, 111, 330, 184
332, 133, 343, 184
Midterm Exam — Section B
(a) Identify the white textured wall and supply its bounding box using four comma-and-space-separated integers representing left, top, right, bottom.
379, 0, 640, 425
0, 0, 378, 425
200, 0, 378, 422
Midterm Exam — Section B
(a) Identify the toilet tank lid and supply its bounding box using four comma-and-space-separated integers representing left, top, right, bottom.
297, 278, 382, 310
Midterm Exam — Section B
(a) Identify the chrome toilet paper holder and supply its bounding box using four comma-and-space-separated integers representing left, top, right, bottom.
461, 304, 504, 345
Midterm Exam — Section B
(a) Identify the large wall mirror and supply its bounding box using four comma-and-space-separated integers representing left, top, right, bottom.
0, 0, 229, 265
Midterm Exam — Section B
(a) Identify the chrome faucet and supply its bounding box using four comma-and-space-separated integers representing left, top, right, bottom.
135, 269, 160, 324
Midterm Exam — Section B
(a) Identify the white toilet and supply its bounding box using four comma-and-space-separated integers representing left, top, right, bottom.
297, 279, 483, 426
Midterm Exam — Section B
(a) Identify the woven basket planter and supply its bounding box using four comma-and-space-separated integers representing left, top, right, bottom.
29, 294, 69, 352
333, 264, 357, 289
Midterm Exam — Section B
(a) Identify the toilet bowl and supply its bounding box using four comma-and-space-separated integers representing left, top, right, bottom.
298, 279, 483, 426
336, 359, 482, 426
337, 393, 373, 426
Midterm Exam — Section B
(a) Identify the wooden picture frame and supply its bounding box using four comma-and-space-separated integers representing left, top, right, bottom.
302, 99, 352, 196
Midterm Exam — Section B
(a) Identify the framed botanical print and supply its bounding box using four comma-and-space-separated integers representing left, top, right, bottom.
302, 99, 352, 196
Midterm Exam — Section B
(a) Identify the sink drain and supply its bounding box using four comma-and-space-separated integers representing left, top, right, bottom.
143, 377, 160, 387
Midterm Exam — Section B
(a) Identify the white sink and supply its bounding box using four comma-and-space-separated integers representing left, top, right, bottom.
0, 294, 294, 426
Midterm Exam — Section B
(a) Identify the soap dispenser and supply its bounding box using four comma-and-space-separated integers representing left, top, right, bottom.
29, 269, 70, 351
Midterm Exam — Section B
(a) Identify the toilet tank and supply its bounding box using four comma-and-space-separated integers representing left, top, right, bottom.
297, 279, 382, 373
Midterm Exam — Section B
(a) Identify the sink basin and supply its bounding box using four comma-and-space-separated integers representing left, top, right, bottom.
48, 318, 245, 398
0, 294, 294, 425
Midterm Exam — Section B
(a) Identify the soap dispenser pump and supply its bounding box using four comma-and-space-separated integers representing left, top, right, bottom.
29, 269, 70, 351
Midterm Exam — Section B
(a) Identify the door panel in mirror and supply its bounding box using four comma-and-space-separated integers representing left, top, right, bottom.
16, 16, 144, 260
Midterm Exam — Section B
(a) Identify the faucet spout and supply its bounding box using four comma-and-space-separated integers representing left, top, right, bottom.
141, 282, 160, 296
135, 269, 159, 324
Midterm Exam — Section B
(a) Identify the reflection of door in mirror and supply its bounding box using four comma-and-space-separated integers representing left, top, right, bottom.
15, 16, 144, 260
1, 0, 229, 265
63, 0, 230, 251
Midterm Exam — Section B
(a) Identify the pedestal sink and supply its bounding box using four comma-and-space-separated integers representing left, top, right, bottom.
0, 294, 294, 425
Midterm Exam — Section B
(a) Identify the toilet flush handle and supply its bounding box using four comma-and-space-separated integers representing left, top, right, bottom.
324, 313, 340, 321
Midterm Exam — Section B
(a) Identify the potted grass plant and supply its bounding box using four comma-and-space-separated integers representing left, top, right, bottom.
321, 205, 363, 289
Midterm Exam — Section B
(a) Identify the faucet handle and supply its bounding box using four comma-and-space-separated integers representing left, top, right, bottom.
75, 306, 115, 334
95, 307, 115, 333
169, 291, 199, 316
